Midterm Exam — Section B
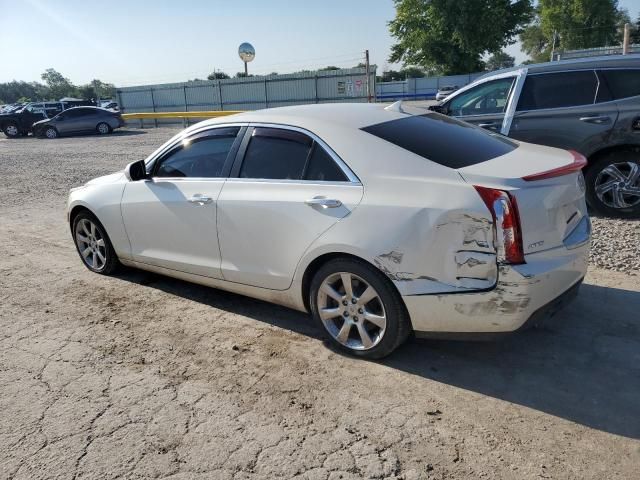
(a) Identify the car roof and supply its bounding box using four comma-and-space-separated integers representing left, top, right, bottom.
194, 103, 416, 132
476, 53, 640, 81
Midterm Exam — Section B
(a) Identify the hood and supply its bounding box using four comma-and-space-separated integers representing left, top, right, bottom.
85, 171, 126, 186
33, 118, 50, 126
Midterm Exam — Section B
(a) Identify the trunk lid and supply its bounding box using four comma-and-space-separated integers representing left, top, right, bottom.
458, 142, 588, 255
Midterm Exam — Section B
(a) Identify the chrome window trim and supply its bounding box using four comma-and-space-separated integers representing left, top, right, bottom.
241, 121, 362, 184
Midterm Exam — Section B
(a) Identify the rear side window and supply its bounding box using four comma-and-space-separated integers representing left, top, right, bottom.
517, 71, 598, 111
598, 69, 640, 100
304, 144, 347, 181
240, 128, 311, 180
361, 114, 517, 169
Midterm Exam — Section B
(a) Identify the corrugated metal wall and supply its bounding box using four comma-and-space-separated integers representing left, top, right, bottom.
117, 67, 376, 124
376, 72, 485, 100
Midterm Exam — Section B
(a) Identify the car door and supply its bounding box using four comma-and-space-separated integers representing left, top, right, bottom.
443, 76, 517, 133
55, 108, 83, 134
509, 70, 618, 152
120, 126, 244, 278
21, 103, 46, 129
217, 125, 364, 290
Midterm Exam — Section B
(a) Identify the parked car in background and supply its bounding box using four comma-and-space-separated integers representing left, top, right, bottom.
34, 106, 125, 138
435, 85, 459, 101
0, 100, 94, 138
100, 101, 119, 111
67, 103, 590, 359
432, 55, 640, 218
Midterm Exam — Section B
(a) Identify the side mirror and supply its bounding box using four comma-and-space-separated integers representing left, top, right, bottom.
429, 104, 447, 114
125, 160, 149, 181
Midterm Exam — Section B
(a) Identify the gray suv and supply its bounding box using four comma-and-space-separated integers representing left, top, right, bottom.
434, 55, 640, 218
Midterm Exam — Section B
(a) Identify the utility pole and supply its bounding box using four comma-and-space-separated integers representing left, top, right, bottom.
365, 49, 371, 103
623, 23, 630, 54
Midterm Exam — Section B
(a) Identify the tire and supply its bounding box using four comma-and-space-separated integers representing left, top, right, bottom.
96, 122, 111, 135
44, 127, 58, 139
72, 212, 119, 275
3, 122, 20, 138
584, 149, 640, 218
309, 257, 411, 359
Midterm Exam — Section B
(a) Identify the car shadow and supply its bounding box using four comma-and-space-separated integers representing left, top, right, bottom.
114, 268, 640, 439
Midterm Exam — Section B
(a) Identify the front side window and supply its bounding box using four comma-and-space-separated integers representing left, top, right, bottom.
155, 128, 239, 178
517, 71, 598, 111
447, 77, 515, 116
598, 69, 640, 101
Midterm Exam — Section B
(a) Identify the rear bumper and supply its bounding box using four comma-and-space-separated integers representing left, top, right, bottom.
404, 241, 589, 334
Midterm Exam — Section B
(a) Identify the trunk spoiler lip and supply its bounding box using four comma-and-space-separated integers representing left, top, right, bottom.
521, 150, 587, 182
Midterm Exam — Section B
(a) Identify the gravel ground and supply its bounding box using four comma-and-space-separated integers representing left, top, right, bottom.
1, 129, 639, 479
590, 217, 640, 275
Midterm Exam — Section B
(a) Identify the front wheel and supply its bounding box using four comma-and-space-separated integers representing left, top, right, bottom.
96, 122, 111, 135
585, 150, 640, 218
44, 127, 58, 139
3, 123, 20, 138
309, 258, 411, 359
72, 212, 119, 274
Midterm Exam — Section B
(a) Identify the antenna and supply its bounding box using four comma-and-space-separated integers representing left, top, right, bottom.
384, 100, 405, 113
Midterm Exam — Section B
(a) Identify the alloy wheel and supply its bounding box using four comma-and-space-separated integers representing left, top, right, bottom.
595, 161, 640, 209
97, 123, 109, 134
75, 218, 107, 270
317, 272, 387, 350
5, 125, 18, 136
45, 128, 57, 139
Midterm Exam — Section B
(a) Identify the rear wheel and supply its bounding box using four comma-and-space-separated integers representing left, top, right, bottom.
72, 212, 119, 275
96, 122, 111, 135
3, 123, 20, 138
585, 150, 640, 218
310, 258, 411, 359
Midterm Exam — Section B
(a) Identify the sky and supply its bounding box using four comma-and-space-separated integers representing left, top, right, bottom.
1, 0, 639, 87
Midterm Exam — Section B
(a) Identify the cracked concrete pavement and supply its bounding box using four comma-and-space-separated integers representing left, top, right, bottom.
1, 129, 639, 479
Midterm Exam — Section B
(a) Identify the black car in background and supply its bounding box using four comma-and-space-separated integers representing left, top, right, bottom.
0, 99, 94, 138
33, 107, 125, 138
433, 55, 640, 218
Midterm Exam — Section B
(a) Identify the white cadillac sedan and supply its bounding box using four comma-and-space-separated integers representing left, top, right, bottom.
67, 103, 590, 358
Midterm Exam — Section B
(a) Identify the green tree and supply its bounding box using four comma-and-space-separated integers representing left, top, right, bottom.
389, 0, 532, 75
40, 68, 76, 99
630, 14, 640, 44
400, 66, 425, 78
520, 0, 624, 63
485, 50, 516, 70
207, 71, 230, 80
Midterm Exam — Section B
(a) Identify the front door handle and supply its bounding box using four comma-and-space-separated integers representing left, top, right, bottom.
477, 122, 499, 129
305, 197, 342, 209
579, 115, 611, 124
188, 194, 213, 205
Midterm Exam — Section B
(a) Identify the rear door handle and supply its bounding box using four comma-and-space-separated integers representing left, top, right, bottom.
188, 194, 213, 205
579, 115, 611, 124
305, 197, 342, 209
477, 122, 499, 128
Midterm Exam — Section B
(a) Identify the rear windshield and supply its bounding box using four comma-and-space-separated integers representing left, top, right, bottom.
361, 114, 517, 169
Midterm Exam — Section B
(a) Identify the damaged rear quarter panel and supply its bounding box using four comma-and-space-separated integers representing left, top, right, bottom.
296, 169, 496, 297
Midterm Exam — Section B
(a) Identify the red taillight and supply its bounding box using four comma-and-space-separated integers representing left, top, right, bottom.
522, 150, 587, 181
473, 185, 525, 265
